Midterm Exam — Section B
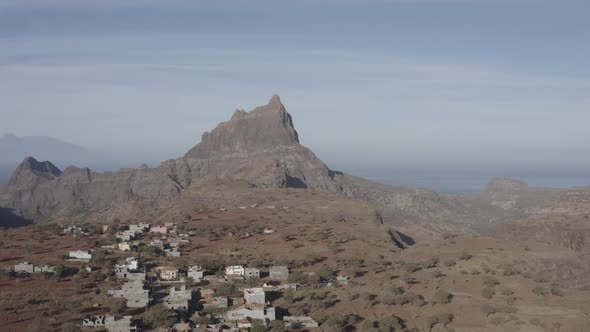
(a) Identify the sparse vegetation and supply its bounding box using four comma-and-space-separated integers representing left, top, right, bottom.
482, 287, 495, 299
426, 312, 453, 331
443, 259, 457, 268
432, 290, 453, 305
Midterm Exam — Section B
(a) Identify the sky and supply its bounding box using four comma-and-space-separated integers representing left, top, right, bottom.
1, 0, 590, 177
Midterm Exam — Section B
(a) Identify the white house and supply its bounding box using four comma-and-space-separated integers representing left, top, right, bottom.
69, 250, 93, 261
188, 266, 204, 281
225, 265, 245, 276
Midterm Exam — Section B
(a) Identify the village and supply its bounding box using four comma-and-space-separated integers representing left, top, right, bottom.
6, 206, 352, 332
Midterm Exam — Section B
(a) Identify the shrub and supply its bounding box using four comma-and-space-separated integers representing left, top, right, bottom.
423, 258, 439, 269
482, 287, 495, 299
483, 276, 499, 288
432, 290, 453, 305
490, 316, 506, 326
444, 260, 457, 268
404, 263, 422, 273
108, 298, 126, 314
287, 272, 309, 284
432, 270, 445, 278
502, 265, 520, 276
459, 252, 473, 261
404, 292, 426, 306
550, 286, 563, 296
480, 304, 496, 317
214, 283, 240, 297
501, 288, 514, 296
482, 264, 495, 275
381, 294, 397, 305
532, 286, 548, 296
143, 305, 175, 329
496, 305, 517, 314
392, 287, 406, 295
426, 312, 453, 330
378, 316, 405, 331
471, 269, 481, 275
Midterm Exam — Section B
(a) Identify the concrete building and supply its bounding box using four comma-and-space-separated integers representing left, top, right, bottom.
115, 266, 146, 282
226, 305, 276, 321
129, 223, 149, 233
164, 285, 192, 311
150, 226, 168, 234
83, 315, 138, 332
244, 288, 265, 305
244, 267, 260, 279
69, 250, 93, 261
14, 262, 34, 274
116, 229, 141, 242
108, 280, 150, 308
200, 289, 229, 310
269, 266, 289, 280
155, 266, 179, 281
165, 248, 181, 257
188, 266, 204, 281
225, 265, 245, 277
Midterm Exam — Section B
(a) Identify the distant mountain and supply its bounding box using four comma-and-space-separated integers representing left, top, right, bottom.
0, 133, 90, 183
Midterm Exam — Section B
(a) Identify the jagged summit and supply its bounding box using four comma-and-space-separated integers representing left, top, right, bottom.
9, 157, 62, 186
185, 95, 299, 159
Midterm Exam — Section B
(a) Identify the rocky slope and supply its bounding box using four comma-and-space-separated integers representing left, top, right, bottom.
2, 95, 589, 240
0, 96, 339, 223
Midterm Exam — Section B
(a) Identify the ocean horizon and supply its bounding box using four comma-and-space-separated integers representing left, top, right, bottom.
337, 165, 590, 194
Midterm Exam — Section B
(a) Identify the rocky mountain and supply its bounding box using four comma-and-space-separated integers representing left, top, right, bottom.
2, 95, 589, 240
0, 96, 339, 223
0, 133, 90, 183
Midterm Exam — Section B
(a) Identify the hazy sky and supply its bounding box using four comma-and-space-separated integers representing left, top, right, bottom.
1, 0, 589, 168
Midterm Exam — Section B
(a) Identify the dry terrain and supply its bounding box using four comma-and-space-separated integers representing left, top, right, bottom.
1, 182, 589, 331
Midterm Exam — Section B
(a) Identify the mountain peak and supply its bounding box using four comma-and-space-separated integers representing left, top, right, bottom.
268, 94, 282, 105
9, 156, 62, 186
185, 95, 300, 159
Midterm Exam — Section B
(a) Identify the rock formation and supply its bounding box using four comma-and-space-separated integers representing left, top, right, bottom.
0, 96, 337, 222
1, 95, 584, 239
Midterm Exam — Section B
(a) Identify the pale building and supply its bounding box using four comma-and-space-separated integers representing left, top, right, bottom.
188, 266, 204, 281
225, 265, 245, 276
156, 266, 179, 281
269, 266, 289, 280
69, 250, 93, 261
244, 288, 265, 305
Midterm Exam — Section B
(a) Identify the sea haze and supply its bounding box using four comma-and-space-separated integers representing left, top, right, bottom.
335, 164, 590, 194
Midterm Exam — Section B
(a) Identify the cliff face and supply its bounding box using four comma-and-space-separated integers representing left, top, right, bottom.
182, 95, 336, 190
0, 96, 337, 221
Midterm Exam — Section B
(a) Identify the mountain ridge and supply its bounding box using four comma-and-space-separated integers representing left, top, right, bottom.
0, 96, 580, 239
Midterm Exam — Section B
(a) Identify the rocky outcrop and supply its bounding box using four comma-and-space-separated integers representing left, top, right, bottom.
183, 95, 335, 190
9, 157, 62, 186
0, 96, 337, 221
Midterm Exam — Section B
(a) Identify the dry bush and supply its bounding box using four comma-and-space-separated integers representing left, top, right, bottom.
482, 287, 495, 299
